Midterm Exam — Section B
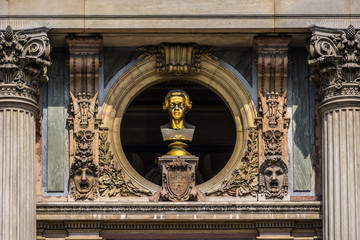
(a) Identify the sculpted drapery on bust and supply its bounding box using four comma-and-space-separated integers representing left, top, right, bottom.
160, 89, 195, 155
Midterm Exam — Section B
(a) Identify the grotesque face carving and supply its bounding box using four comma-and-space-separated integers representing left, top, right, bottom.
264, 166, 284, 193
73, 167, 95, 193
163, 90, 192, 130
260, 156, 288, 199
70, 158, 98, 200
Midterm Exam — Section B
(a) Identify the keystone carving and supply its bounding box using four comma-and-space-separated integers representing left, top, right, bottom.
139, 43, 216, 75
98, 130, 151, 197
206, 128, 259, 197
0, 25, 51, 105
309, 25, 360, 102
259, 155, 288, 199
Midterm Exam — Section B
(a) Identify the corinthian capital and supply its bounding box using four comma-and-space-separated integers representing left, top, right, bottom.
309, 25, 360, 104
0, 26, 51, 110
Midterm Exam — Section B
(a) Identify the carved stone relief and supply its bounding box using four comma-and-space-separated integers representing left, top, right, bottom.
69, 157, 99, 200
98, 130, 151, 197
140, 43, 216, 75
259, 155, 288, 199
68, 92, 100, 200
0, 25, 51, 105
206, 128, 259, 197
309, 25, 360, 103
254, 37, 291, 199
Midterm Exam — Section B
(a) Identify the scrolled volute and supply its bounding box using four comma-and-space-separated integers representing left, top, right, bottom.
309, 25, 360, 103
0, 25, 51, 105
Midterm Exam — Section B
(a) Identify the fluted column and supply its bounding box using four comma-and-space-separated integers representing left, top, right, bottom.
309, 25, 360, 240
0, 26, 51, 240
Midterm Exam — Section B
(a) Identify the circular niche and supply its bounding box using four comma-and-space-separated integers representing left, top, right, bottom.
121, 80, 236, 185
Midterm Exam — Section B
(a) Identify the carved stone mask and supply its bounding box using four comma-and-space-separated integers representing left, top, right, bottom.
264, 166, 284, 193
73, 167, 95, 193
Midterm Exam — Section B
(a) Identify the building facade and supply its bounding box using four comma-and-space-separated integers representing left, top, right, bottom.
1, 1, 359, 239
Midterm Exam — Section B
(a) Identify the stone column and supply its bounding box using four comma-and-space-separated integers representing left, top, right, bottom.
0, 26, 51, 240
309, 25, 360, 240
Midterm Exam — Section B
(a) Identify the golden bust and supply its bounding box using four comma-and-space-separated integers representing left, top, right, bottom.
161, 89, 195, 155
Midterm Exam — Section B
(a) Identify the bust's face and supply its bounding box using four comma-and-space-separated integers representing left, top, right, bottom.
167, 95, 187, 120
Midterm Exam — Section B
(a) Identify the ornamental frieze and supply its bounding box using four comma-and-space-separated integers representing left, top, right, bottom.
0, 25, 51, 104
309, 25, 360, 103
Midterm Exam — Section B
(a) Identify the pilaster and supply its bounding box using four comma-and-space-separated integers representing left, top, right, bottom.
0, 26, 51, 240
66, 37, 102, 201
309, 25, 360, 240
254, 37, 291, 200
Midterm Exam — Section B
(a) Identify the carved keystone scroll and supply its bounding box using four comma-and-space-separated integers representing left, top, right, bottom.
139, 43, 216, 76
254, 37, 291, 200
66, 37, 102, 201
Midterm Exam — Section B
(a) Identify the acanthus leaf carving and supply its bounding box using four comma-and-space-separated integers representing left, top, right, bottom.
309, 25, 360, 102
0, 25, 51, 103
98, 130, 152, 197
206, 128, 259, 197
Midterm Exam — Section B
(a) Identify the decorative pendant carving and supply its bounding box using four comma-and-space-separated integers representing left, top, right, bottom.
68, 92, 100, 201
0, 25, 51, 105
67, 37, 103, 201
98, 130, 151, 197
206, 128, 259, 197
139, 43, 216, 76
254, 37, 291, 200
256, 91, 289, 199
309, 25, 360, 103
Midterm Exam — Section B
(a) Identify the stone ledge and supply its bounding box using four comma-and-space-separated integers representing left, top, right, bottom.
37, 201, 321, 221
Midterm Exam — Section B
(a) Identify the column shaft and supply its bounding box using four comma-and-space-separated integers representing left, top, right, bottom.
322, 107, 360, 239
0, 107, 36, 239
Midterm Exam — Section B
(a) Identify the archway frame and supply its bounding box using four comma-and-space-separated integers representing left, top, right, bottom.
100, 53, 257, 194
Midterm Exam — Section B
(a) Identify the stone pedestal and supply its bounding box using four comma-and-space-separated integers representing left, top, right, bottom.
0, 26, 51, 240
309, 25, 360, 240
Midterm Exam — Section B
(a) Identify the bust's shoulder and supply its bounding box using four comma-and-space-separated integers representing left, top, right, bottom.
184, 123, 195, 129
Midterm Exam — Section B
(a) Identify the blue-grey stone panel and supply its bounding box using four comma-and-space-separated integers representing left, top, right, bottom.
289, 48, 315, 192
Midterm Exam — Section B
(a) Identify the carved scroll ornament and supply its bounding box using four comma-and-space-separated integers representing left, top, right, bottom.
206, 128, 259, 197
139, 43, 216, 76
309, 25, 360, 102
0, 25, 51, 104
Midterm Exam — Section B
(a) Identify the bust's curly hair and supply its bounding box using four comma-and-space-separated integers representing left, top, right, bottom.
162, 89, 192, 111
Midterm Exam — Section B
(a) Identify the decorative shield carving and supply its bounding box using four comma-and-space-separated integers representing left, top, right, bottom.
167, 162, 192, 200
159, 156, 197, 202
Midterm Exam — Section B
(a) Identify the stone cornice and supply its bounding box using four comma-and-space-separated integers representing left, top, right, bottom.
37, 201, 321, 215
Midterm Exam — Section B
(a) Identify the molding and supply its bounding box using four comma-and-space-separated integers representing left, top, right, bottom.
36, 201, 321, 214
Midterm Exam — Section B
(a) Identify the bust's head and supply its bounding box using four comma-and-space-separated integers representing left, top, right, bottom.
163, 90, 192, 129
